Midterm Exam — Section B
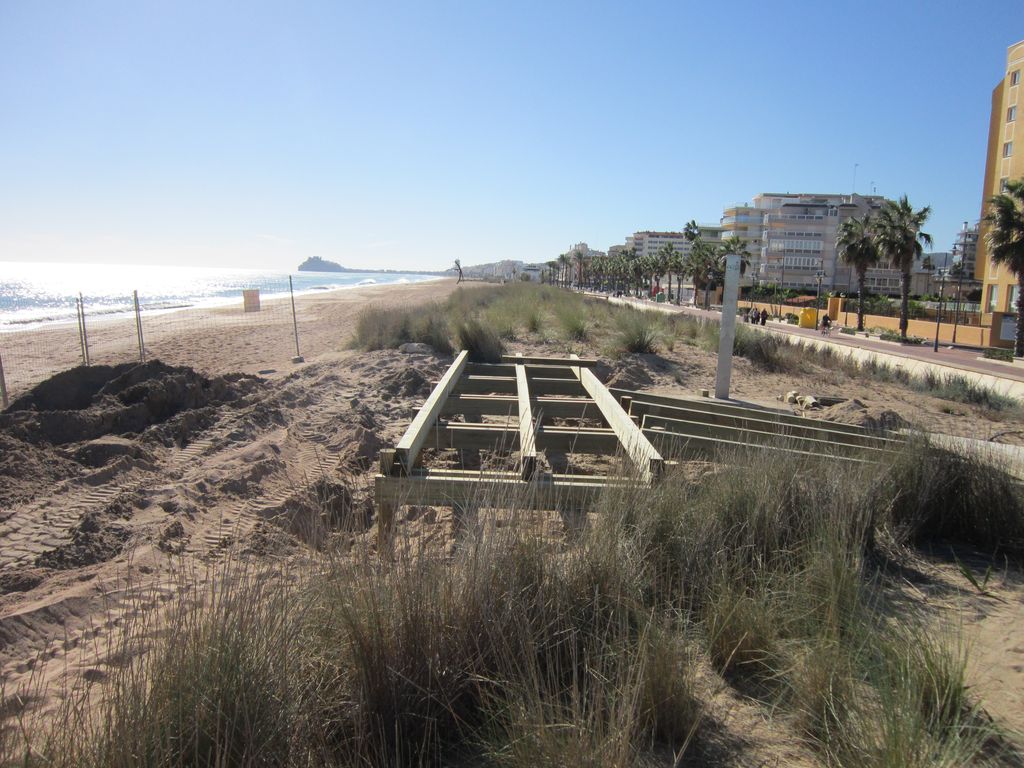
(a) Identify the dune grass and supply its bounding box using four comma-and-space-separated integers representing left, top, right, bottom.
7, 440, 1022, 767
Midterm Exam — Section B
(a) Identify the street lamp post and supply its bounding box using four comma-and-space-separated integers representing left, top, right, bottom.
814, 267, 825, 327
952, 221, 968, 345
933, 254, 950, 353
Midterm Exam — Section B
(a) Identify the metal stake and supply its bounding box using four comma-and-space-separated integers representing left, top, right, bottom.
0, 348, 8, 409
133, 290, 146, 362
289, 276, 304, 363
77, 294, 91, 366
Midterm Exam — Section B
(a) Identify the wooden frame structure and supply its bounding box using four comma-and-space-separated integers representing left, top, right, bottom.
375, 353, 664, 542
375, 355, 905, 543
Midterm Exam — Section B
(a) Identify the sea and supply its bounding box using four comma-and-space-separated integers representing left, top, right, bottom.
0, 261, 439, 332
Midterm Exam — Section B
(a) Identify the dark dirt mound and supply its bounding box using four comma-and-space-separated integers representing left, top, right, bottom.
382, 367, 431, 398
0, 433, 81, 507
604, 355, 659, 390
819, 399, 909, 432
0, 569, 45, 596
35, 511, 132, 569
0, 361, 264, 445
336, 425, 383, 472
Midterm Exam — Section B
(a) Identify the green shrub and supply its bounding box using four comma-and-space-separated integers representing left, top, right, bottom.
554, 304, 588, 341
455, 318, 505, 363
983, 348, 1014, 362
353, 305, 453, 354
614, 309, 660, 354
785, 313, 799, 324
732, 325, 794, 372
839, 327, 856, 335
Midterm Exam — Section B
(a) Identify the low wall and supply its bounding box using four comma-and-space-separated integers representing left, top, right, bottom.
740, 300, 989, 347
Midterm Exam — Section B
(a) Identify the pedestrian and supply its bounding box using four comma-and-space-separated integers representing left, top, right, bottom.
820, 313, 832, 335
760, 309, 768, 326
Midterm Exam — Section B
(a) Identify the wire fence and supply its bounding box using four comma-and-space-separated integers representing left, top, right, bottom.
0, 277, 308, 408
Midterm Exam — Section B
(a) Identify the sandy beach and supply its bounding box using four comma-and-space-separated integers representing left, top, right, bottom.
2, 279, 1024, 756
0, 278, 461, 401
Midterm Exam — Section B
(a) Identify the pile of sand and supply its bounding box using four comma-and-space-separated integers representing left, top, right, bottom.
818, 398, 909, 432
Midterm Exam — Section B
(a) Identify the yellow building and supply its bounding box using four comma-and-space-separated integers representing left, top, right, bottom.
978, 40, 1024, 348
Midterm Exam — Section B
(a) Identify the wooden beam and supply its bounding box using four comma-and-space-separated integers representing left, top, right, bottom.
515, 354, 538, 479
528, 377, 586, 397
569, 354, 664, 482
466, 363, 577, 379
375, 470, 626, 513
501, 354, 599, 367
393, 350, 469, 474
426, 423, 619, 453
640, 413, 893, 458
456, 375, 517, 395
610, 387, 894, 439
442, 394, 597, 419
629, 400, 901, 451
642, 427, 869, 465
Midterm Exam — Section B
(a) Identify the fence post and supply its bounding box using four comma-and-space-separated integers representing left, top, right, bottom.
289, 276, 304, 363
77, 294, 91, 366
133, 290, 146, 362
0, 348, 8, 409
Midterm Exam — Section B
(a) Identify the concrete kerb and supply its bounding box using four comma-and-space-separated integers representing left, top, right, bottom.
597, 293, 1024, 401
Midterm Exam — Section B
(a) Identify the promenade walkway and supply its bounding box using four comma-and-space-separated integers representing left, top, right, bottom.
597, 293, 1024, 400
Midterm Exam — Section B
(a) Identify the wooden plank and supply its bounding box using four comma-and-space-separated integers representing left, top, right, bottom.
442, 394, 597, 419
630, 400, 900, 451
426, 423, 619, 453
393, 350, 469, 474
528, 377, 587, 397
642, 427, 869, 465
501, 354, 599, 367
640, 413, 893, 458
456, 375, 517, 395
515, 354, 538, 479
569, 354, 664, 482
466, 363, 577, 379
610, 387, 893, 439
375, 471, 621, 512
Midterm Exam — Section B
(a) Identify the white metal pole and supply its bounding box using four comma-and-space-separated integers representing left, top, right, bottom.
715, 254, 742, 400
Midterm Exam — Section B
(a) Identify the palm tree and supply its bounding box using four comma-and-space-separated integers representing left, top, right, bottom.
656, 244, 675, 298
984, 178, 1024, 356
454, 259, 464, 284
558, 252, 571, 288
546, 260, 558, 284
836, 215, 880, 331
573, 248, 587, 289
873, 196, 933, 340
667, 244, 685, 304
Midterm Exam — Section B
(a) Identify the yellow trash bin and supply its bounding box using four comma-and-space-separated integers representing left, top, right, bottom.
799, 307, 817, 328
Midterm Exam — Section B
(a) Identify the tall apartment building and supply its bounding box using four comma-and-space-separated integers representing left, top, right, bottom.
976, 40, 1024, 348
720, 204, 765, 284
621, 226, 723, 261
752, 192, 903, 293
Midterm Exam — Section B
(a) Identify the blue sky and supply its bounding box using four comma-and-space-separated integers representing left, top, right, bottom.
0, 1, 1020, 272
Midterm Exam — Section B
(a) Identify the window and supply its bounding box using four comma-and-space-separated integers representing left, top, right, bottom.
1010, 106, 1018, 122
1010, 285, 1020, 313
1005, 141, 1014, 158
988, 285, 999, 313
1012, 70, 1021, 86
1002, 177, 1011, 193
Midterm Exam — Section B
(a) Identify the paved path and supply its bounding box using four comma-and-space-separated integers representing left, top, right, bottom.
595, 293, 1024, 399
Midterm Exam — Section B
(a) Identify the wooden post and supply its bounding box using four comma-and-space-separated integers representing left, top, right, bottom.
289, 275, 304, 363
77, 295, 90, 366
375, 476, 396, 553
133, 290, 146, 362
0, 349, 8, 409
514, 353, 538, 479
568, 354, 664, 482
393, 350, 469, 474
